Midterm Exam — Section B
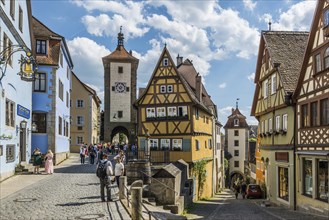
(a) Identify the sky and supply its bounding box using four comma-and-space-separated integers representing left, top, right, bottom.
31, 0, 316, 126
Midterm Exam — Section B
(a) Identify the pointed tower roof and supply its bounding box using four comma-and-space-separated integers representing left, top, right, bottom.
102, 27, 138, 61
224, 107, 249, 129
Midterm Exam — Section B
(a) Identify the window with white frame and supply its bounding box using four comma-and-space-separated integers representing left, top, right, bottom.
157, 107, 166, 117
261, 121, 265, 133
315, 53, 322, 73
195, 140, 200, 151
178, 106, 187, 117
167, 85, 173, 93
234, 119, 239, 126
146, 108, 156, 118
77, 99, 84, 108
18, 6, 23, 32
58, 116, 62, 135
34, 73, 46, 92
5, 99, 15, 127
77, 136, 83, 144
77, 116, 84, 125
208, 139, 212, 149
59, 80, 64, 101
163, 58, 169, 66
271, 74, 277, 94
268, 118, 273, 132
6, 145, 15, 163
168, 107, 177, 117
172, 139, 182, 150
282, 114, 288, 131
161, 139, 170, 150
150, 139, 158, 150
263, 79, 268, 98
160, 85, 166, 93
276, 116, 280, 131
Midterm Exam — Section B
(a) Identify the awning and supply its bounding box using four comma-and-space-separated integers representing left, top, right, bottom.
295, 151, 329, 156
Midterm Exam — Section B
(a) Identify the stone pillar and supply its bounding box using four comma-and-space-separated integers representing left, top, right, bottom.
131, 187, 142, 220
119, 176, 127, 200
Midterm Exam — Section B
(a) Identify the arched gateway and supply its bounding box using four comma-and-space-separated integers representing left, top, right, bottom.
102, 28, 139, 144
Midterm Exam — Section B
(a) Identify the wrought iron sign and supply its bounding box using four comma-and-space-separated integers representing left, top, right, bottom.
0, 45, 38, 83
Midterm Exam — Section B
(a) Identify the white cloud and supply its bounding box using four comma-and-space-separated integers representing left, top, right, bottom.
243, 0, 257, 11
247, 73, 255, 81
67, 37, 111, 105
261, 1, 316, 31
219, 83, 227, 89
74, 0, 149, 39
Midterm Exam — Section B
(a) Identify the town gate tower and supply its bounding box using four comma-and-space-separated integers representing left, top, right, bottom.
102, 29, 139, 144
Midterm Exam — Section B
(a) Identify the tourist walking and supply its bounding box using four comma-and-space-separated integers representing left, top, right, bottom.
96, 154, 113, 202
44, 150, 54, 174
114, 157, 124, 187
80, 145, 86, 164
32, 148, 42, 174
241, 181, 247, 199
234, 183, 241, 199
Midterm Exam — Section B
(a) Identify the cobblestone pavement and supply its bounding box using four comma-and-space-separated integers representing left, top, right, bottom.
0, 154, 130, 220
186, 189, 329, 220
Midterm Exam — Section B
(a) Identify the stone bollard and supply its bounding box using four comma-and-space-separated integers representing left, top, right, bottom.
131, 187, 142, 220
119, 176, 127, 200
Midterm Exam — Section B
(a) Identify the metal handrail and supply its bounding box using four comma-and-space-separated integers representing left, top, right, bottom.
138, 170, 179, 196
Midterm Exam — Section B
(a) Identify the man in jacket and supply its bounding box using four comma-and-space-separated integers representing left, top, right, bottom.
97, 154, 113, 202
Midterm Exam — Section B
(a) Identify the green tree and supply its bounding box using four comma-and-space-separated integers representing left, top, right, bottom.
193, 160, 207, 199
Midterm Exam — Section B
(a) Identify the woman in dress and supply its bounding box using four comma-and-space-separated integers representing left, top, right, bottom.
32, 148, 42, 174
44, 150, 54, 174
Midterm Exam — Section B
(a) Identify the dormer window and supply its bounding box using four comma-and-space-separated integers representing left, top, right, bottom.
234, 119, 239, 126
163, 58, 169, 66
36, 40, 47, 54
323, 9, 329, 37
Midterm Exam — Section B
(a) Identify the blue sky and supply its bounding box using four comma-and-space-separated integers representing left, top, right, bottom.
31, 0, 316, 126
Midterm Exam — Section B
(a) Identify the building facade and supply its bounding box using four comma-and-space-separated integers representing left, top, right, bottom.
0, 0, 34, 181
102, 30, 139, 144
293, 0, 329, 214
224, 107, 249, 187
213, 120, 223, 193
135, 47, 217, 199
31, 17, 73, 164
70, 72, 101, 152
251, 31, 309, 208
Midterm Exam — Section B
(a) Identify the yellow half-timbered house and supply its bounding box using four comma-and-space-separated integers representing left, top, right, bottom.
135, 46, 217, 199
251, 31, 308, 208
293, 0, 329, 215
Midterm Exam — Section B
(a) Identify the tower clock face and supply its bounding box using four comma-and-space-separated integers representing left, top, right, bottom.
115, 82, 126, 93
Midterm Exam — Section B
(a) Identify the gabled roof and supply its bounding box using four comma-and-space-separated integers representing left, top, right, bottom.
72, 72, 102, 106
135, 47, 216, 116
251, 31, 309, 116
293, 0, 323, 99
32, 16, 73, 68
224, 108, 249, 129
262, 31, 309, 92
178, 59, 216, 112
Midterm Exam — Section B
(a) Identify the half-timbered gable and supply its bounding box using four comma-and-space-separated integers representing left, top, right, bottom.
293, 0, 329, 213
251, 31, 308, 209
135, 46, 216, 199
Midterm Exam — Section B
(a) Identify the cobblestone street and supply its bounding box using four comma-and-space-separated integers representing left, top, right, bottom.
186, 190, 329, 220
0, 154, 130, 220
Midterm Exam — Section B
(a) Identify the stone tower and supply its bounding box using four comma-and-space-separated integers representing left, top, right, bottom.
102, 28, 139, 144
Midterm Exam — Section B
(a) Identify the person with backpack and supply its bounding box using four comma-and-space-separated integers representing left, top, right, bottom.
96, 154, 113, 202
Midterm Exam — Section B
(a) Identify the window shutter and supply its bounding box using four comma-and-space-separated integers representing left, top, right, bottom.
140, 138, 145, 150
182, 139, 191, 152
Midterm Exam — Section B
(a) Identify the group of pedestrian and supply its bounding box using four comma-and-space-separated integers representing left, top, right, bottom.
233, 181, 247, 199
96, 149, 126, 202
31, 148, 54, 175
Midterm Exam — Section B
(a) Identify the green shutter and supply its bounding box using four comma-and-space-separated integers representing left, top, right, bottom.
140, 138, 145, 150
182, 139, 191, 152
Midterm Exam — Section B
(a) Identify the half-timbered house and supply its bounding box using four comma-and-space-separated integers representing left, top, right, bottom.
251, 31, 309, 208
293, 0, 329, 214
135, 46, 217, 199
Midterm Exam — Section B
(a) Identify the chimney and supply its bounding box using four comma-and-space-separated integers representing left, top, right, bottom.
177, 54, 183, 66
196, 73, 202, 102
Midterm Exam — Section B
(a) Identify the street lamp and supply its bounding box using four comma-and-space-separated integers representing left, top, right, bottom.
0, 45, 38, 83
144, 128, 151, 161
